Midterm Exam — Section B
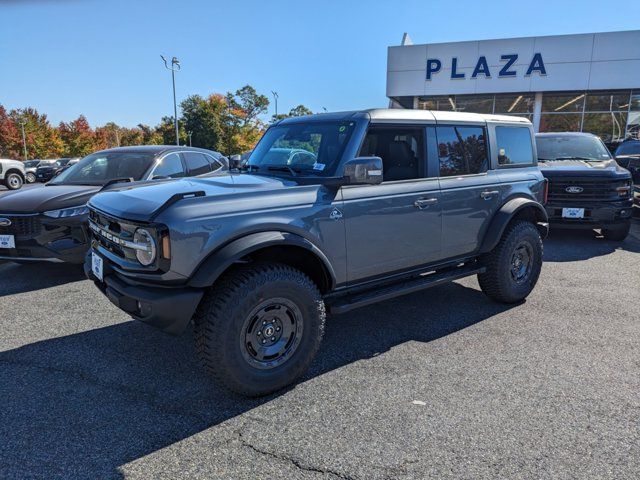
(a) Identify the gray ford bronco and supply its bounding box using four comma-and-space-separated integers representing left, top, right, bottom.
85, 109, 548, 396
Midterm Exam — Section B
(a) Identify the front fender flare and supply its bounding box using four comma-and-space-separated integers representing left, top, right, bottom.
479, 198, 549, 254
188, 231, 337, 289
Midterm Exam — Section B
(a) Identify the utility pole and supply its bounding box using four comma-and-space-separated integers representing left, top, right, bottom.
161, 55, 181, 145
18, 117, 27, 160
271, 91, 279, 117
187, 131, 193, 147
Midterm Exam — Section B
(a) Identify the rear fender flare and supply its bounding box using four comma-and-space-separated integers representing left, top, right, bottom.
480, 198, 549, 254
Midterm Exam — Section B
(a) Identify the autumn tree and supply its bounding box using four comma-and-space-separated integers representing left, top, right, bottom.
0, 105, 22, 158
58, 115, 97, 157
8, 107, 64, 159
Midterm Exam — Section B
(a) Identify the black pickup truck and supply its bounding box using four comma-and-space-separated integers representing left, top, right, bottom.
535, 132, 633, 241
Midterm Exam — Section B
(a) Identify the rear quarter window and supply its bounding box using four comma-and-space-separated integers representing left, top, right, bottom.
496, 126, 534, 166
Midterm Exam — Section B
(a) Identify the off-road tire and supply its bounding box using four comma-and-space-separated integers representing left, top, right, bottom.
4, 173, 23, 190
602, 221, 631, 241
25, 172, 36, 184
194, 263, 326, 397
478, 220, 543, 304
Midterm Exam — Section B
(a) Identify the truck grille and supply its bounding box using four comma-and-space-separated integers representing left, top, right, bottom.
547, 178, 624, 203
0, 215, 42, 236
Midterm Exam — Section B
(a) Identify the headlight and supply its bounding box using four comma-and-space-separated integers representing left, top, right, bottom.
133, 228, 157, 266
43, 205, 90, 218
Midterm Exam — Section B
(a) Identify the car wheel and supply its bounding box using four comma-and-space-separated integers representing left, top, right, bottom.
194, 263, 326, 397
5, 173, 24, 190
602, 221, 631, 241
25, 172, 36, 183
478, 220, 543, 304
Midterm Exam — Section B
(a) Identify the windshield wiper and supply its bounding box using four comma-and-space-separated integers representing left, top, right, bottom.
266, 165, 300, 176
555, 156, 597, 161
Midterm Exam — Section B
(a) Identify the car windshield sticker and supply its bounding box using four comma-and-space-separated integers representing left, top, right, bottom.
313, 163, 325, 171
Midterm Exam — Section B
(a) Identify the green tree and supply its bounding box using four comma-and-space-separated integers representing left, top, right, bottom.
271, 104, 313, 123
9, 107, 64, 159
180, 94, 226, 150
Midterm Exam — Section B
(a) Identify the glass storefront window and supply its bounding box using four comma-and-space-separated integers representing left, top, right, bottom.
542, 93, 586, 113
585, 91, 631, 111
494, 94, 535, 114
453, 95, 494, 113
582, 112, 628, 143
539, 114, 582, 133
417, 96, 455, 111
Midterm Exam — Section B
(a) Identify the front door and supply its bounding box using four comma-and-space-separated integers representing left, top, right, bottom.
341, 125, 442, 283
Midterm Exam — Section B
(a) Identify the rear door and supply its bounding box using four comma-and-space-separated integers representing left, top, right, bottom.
434, 123, 502, 259
342, 124, 442, 283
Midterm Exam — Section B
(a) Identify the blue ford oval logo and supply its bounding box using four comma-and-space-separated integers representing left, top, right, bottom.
565, 186, 584, 194
0, 218, 11, 227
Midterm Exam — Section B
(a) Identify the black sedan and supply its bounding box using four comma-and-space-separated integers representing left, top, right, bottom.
35, 158, 75, 182
0, 146, 227, 263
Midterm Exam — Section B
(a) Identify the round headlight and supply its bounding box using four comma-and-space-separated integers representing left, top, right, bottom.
133, 228, 157, 266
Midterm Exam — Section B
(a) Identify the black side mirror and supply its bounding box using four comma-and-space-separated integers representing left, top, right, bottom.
342, 157, 383, 185
229, 154, 243, 169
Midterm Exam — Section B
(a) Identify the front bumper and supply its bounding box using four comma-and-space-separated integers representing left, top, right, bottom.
84, 251, 203, 335
0, 214, 89, 263
545, 199, 633, 228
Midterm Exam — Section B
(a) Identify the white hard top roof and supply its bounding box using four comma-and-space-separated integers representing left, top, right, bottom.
365, 108, 531, 124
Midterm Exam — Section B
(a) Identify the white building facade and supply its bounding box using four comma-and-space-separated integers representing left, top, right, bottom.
387, 30, 640, 143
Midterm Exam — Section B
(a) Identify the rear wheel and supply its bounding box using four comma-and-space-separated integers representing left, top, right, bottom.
602, 221, 631, 241
4, 173, 23, 190
478, 220, 543, 304
194, 263, 326, 397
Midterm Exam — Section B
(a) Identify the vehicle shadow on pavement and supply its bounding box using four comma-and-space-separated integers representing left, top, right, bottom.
0, 261, 86, 297
543, 221, 640, 262
0, 281, 513, 479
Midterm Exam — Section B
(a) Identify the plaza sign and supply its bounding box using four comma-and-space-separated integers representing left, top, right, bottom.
426, 53, 546, 80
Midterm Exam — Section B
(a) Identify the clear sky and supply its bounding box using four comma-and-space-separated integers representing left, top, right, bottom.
1, 0, 639, 128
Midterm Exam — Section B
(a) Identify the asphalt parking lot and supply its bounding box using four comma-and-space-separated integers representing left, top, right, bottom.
1, 221, 639, 479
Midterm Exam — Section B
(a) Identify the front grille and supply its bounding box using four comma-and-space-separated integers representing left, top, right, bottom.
547, 178, 624, 203
0, 216, 42, 236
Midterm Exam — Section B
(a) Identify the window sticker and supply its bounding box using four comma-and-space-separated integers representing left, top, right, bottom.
313, 163, 326, 171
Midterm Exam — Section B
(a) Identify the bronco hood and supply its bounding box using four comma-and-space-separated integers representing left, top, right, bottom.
0, 184, 100, 213
88, 174, 295, 221
538, 158, 631, 179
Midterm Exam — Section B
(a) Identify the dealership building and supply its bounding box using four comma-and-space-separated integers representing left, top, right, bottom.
387, 30, 640, 143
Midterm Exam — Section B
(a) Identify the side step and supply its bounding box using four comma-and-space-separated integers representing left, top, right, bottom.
326, 264, 486, 314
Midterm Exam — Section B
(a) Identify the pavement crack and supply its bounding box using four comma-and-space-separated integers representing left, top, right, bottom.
237, 430, 356, 479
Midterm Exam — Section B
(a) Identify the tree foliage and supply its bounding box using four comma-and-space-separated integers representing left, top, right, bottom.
0, 85, 312, 160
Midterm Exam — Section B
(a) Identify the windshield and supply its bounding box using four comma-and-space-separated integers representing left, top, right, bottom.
248, 121, 356, 176
54, 159, 70, 168
49, 151, 156, 185
536, 135, 612, 161
615, 141, 640, 156
24, 160, 40, 168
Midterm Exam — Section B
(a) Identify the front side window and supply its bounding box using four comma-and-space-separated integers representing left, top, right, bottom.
436, 126, 488, 176
183, 152, 211, 176
248, 121, 355, 176
615, 141, 640, 156
153, 153, 185, 178
50, 152, 157, 185
496, 126, 534, 166
535, 135, 612, 162
359, 126, 424, 181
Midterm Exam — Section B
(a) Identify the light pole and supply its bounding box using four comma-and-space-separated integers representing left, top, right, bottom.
18, 117, 27, 160
161, 55, 181, 145
187, 131, 193, 147
271, 91, 279, 117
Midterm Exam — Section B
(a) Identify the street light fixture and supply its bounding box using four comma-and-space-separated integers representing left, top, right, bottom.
160, 55, 181, 146
18, 117, 27, 161
271, 91, 279, 117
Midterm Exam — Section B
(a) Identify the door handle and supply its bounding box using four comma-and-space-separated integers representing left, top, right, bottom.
414, 197, 438, 209
480, 190, 499, 200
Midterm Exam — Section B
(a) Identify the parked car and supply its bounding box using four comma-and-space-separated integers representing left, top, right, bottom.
84, 109, 548, 396
52, 157, 80, 179
536, 132, 633, 241
0, 158, 26, 190
23, 160, 48, 184
35, 158, 73, 182
614, 139, 640, 184
0, 146, 227, 263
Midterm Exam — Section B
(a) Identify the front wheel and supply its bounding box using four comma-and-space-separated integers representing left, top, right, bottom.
25, 172, 36, 184
4, 173, 23, 190
602, 221, 631, 241
194, 263, 326, 397
478, 220, 543, 304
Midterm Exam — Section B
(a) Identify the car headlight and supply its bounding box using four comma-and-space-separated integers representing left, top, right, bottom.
133, 228, 157, 266
43, 205, 90, 218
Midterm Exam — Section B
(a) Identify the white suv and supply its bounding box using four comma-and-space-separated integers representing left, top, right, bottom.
0, 159, 26, 190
